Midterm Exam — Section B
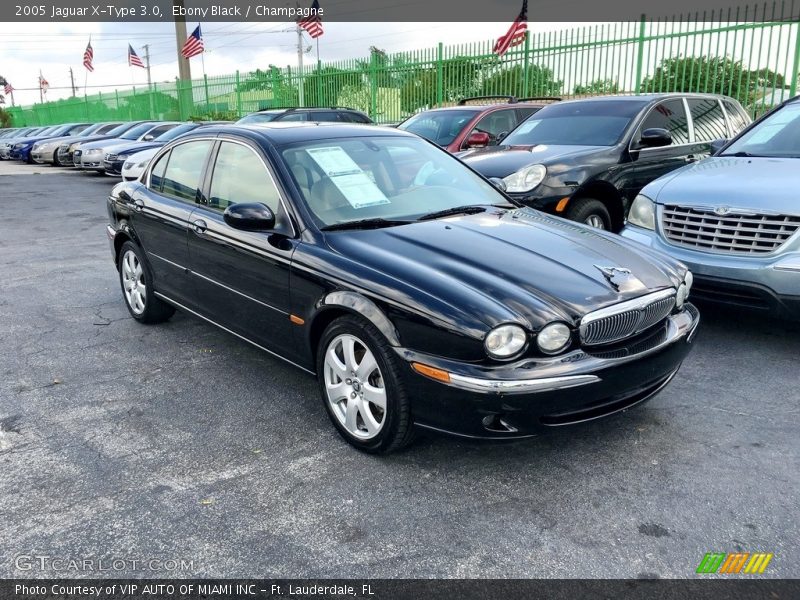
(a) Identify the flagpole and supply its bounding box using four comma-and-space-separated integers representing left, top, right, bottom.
297, 23, 305, 107
39, 69, 43, 103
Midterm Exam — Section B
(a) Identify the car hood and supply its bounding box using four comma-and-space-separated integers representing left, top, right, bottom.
126, 147, 160, 163
80, 139, 137, 152
324, 208, 683, 330
109, 141, 164, 156
647, 156, 800, 215
459, 144, 608, 178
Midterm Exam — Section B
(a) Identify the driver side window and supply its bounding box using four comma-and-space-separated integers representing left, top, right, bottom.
465, 109, 517, 147
636, 99, 690, 147
209, 141, 281, 213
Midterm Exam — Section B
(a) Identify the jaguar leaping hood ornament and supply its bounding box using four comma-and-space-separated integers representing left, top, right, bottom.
594, 265, 647, 293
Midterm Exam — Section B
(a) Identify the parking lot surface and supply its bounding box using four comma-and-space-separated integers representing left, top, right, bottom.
0, 165, 798, 578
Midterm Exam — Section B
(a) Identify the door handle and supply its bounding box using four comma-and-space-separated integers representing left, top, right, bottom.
133, 198, 144, 211
192, 219, 207, 234
685, 155, 698, 163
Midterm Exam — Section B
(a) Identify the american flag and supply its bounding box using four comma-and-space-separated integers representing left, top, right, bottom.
181, 25, 204, 59
493, 0, 528, 56
298, 0, 324, 39
128, 44, 145, 68
39, 75, 49, 93
83, 40, 95, 72
3, 82, 13, 95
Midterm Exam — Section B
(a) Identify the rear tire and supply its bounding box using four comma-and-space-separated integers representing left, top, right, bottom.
565, 197, 612, 230
317, 315, 415, 454
53, 150, 61, 166
118, 241, 175, 324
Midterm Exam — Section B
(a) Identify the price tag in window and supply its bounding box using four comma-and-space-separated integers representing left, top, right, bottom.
306, 146, 390, 209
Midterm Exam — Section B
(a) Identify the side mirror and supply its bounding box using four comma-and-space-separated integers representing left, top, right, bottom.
488, 177, 507, 192
710, 138, 728, 155
143, 134, 155, 141
639, 128, 672, 148
466, 131, 491, 148
223, 203, 276, 231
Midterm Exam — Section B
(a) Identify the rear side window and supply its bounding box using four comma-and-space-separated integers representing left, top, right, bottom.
143, 124, 175, 139
279, 112, 308, 122
688, 99, 728, 141
343, 111, 371, 123
160, 140, 213, 202
722, 99, 750, 134
638, 99, 690, 145
310, 111, 342, 122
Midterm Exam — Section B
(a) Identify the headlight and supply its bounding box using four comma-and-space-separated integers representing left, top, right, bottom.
123, 161, 134, 169
69, 143, 80, 150
136, 161, 148, 168
502, 164, 546, 193
32, 143, 40, 151
87, 148, 102, 155
485, 324, 528, 359
536, 322, 572, 354
628, 194, 656, 230
675, 270, 693, 309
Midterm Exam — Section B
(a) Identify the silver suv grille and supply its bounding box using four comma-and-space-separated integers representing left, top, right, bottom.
580, 289, 676, 346
662, 205, 800, 254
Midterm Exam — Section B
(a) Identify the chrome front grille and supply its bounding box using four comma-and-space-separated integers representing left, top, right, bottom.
580, 289, 676, 346
662, 205, 800, 254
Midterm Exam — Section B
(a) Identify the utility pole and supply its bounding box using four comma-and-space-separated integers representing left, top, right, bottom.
143, 44, 154, 119
297, 23, 304, 107
69, 67, 77, 97
172, 0, 192, 118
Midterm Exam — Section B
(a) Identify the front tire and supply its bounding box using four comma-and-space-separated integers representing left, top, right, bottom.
118, 241, 175, 324
317, 315, 414, 453
565, 197, 612, 230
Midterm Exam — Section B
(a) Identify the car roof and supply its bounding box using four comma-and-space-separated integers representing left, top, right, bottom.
181, 122, 413, 145
557, 92, 735, 105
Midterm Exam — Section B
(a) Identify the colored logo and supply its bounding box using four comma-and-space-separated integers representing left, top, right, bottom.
696, 552, 773, 574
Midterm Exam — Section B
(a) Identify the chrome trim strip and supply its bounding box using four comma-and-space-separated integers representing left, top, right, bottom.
580, 288, 675, 331
773, 264, 800, 272
447, 373, 600, 394
191, 269, 289, 315
148, 251, 186, 271
153, 291, 314, 375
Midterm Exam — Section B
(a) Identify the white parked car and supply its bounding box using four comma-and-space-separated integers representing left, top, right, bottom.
120, 147, 159, 181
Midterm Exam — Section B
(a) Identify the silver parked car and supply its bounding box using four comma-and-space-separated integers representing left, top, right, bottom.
621, 95, 800, 319
75, 122, 179, 171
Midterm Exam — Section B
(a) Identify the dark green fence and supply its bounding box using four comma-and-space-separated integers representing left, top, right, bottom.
7, 1, 800, 126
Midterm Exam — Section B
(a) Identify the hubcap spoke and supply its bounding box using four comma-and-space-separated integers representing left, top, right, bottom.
342, 336, 359, 372
358, 400, 381, 434
356, 350, 377, 381
362, 382, 386, 409
325, 348, 348, 380
344, 397, 359, 432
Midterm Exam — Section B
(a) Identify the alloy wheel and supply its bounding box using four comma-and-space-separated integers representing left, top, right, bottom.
323, 333, 387, 439
121, 250, 146, 315
585, 214, 607, 229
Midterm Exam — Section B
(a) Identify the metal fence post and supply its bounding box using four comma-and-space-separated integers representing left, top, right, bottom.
634, 14, 647, 95
235, 70, 242, 117
790, 21, 800, 99
203, 74, 211, 115
436, 42, 444, 106
522, 32, 531, 97
370, 50, 378, 118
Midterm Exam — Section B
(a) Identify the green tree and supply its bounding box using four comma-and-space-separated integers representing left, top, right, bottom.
639, 55, 788, 106
304, 66, 362, 107
0, 107, 11, 128
574, 78, 619, 95
480, 64, 562, 98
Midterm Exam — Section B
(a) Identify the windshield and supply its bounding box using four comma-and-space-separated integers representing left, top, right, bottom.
281, 135, 507, 228
503, 100, 644, 146
398, 110, 478, 146
722, 102, 800, 158
104, 122, 137, 137
237, 112, 282, 124
120, 123, 155, 140
154, 124, 196, 141
78, 123, 105, 135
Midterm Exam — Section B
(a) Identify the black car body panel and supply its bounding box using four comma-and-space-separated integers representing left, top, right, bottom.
106, 123, 699, 440
460, 94, 750, 231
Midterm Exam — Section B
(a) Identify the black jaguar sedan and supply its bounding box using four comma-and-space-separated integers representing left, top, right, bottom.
459, 93, 750, 231
106, 123, 699, 453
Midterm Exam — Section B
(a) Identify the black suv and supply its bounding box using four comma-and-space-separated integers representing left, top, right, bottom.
460, 93, 751, 231
236, 106, 373, 125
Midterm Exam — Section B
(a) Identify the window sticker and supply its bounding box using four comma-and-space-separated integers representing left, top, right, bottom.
306, 146, 390, 209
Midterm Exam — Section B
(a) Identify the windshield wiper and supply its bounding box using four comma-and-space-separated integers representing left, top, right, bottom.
417, 205, 489, 221
320, 218, 413, 231
720, 151, 761, 157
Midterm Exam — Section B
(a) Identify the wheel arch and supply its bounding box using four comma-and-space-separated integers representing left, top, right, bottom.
308, 291, 402, 360
571, 180, 626, 231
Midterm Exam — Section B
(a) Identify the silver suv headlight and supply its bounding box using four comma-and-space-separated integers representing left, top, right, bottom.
485, 324, 528, 359
503, 164, 546, 193
628, 194, 656, 230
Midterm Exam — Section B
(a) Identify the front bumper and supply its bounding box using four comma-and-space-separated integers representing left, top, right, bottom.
79, 153, 105, 170
621, 224, 800, 318
400, 305, 700, 438
103, 158, 125, 176
30, 149, 55, 163
10, 147, 31, 161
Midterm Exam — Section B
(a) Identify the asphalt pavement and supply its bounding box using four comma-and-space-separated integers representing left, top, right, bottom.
0, 164, 797, 578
